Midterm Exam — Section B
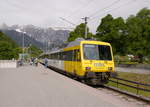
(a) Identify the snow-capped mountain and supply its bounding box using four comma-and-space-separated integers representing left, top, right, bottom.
0, 24, 70, 50
2, 29, 44, 49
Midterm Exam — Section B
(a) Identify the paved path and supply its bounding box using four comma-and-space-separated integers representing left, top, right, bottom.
0, 64, 146, 107
116, 67, 150, 74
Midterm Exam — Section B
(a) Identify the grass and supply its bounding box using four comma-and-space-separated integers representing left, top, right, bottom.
107, 72, 150, 98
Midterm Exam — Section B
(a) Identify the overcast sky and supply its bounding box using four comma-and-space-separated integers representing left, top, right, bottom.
0, 0, 150, 33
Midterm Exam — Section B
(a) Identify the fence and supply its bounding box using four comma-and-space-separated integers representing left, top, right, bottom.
109, 77, 150, 96
0, 60, 18, 68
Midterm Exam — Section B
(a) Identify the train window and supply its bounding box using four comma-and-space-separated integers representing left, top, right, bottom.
60, 52, 63, 60
56, 53, 58, 60
73, 49, 80, 61
52, 54, 54, 59
62, 52, 66, 60
65, 51, 73, 61
47, 54, 50, 59
77, 49, 81, 61
73, 50, 76, 61
49, 50, 80, 61
55, 53, 57, 60
99, 45, 112, 60
83, 44, 112, 60
83, 44, 99, 60
57, 53, 59, 60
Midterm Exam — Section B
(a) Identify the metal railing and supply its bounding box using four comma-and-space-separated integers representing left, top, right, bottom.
0, 60, 18, 68
109, 77, 150, 95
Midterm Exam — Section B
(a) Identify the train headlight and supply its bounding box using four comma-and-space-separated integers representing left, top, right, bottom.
108, 67, 113, 71
85, 67, 91, 71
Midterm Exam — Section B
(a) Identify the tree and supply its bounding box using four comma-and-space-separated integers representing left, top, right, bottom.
95, 8, 150, 63
68, 23, 94, 42
96, 14, 127, 55
28, 45, 43, 58
0, 41, 13, 59
126, 8, 150, 57
0, 31, 21, 59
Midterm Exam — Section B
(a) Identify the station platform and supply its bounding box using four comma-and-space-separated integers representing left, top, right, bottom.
0, 64, 142, 107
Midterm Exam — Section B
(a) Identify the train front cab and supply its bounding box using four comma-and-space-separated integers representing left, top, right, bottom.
79, 41, 115, 85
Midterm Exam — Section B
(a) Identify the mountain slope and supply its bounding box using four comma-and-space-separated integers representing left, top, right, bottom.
2, 30, 44, 49
0, 31, 21, 59
0, 24, 70, 50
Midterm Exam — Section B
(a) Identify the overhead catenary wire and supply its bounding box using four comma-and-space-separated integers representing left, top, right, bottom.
88, 0, 121, 18
59, 17, 76, 26
59, 0, 138, 31
66, 0, 96, 19
75, 0, 121, 25
89, 0, 137, 23
63, 0, 123, 26
52, 27, 75, 30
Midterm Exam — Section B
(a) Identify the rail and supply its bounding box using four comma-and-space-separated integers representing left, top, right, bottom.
109, 77, 150, 93
107, 77, 150, 102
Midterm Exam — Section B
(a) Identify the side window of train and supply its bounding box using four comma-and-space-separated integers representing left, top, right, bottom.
74, 50, 77, 61
73, 50, 75, 61
74, 49, 80, 61
60, 52, 63, 60
78, 50, 81, 61
62, 52, 66, 60
66, 51, 72, 61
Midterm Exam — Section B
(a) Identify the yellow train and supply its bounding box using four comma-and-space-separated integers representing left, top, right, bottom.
40, 38, 115, 85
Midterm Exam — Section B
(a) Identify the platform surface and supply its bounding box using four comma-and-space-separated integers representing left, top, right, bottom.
0, 64, 143, 107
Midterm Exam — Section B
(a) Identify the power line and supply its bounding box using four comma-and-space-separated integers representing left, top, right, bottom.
65, 0, 121, 26
66, 0, 96, 19
52, 27, 74, 30
75, 0, 121, 25
89, 0, 136, 23
88, 0, 121, 18
59, 17, 76, 26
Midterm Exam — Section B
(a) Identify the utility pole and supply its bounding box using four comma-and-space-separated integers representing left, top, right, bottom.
22, 33, 24, 56
22, 32, 26, 60
82, 17, 89, 39
45, 40, 47, 53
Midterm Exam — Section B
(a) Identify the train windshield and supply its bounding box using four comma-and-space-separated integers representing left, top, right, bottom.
83, 44, 112, 60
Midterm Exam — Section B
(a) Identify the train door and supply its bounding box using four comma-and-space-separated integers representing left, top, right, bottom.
73, 49, 81, 76
70, 50, 74, 74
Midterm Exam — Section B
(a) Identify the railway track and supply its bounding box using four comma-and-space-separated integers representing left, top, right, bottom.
102, 85, 150, 103
41, 63, 150, 104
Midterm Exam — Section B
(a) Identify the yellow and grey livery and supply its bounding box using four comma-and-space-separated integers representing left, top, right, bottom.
40, 38, 115, 85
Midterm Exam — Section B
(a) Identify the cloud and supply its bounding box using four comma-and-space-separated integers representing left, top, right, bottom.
0, 0, 150, 32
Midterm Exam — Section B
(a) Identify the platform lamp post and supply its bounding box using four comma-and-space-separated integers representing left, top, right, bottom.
22, 32, 26, 61
48, 41, 51, 53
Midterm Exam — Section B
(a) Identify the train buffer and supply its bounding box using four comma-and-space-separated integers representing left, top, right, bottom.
0, 64, 146, 107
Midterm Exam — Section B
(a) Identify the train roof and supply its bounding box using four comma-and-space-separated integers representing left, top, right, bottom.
66, 38, 84, 47
41, 38, 111, 55
66, 38, 110, 48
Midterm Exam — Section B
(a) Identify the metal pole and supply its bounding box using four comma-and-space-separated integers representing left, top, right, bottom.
22, 33, 24, 60
137, 84, 139, 95
45, 40, 47, 53
48, 41, 50, 53
85, 17, 88, 39
82, 17, 89, 39
117, 79, 118, 88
